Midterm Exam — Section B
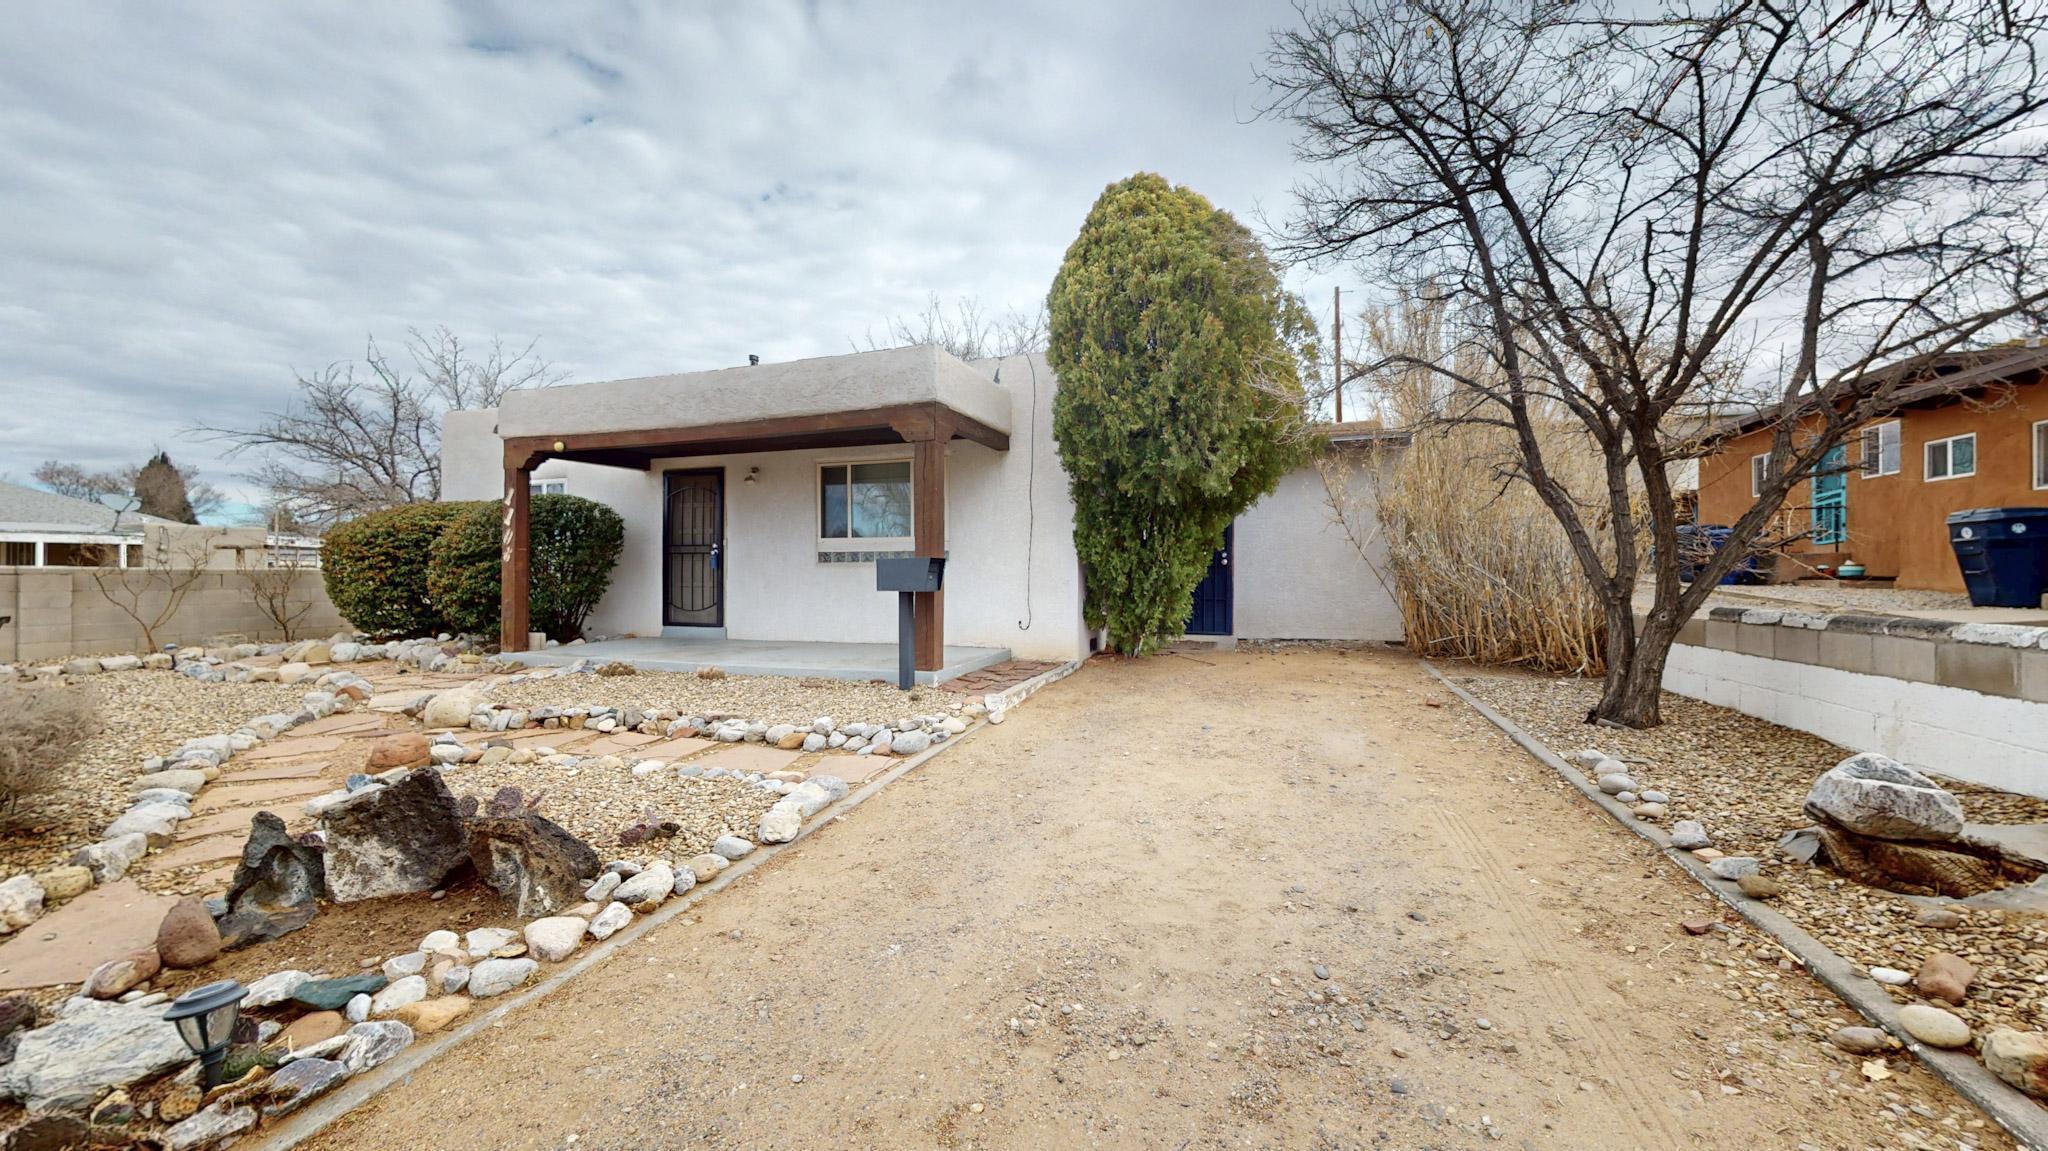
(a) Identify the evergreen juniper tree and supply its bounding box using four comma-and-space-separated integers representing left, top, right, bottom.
1048, 173, 1315, 655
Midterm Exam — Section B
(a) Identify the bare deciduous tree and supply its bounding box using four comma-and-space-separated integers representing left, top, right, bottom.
195, 326, 566, 529
1264, 0, 2048, 726
858, 294, 1049, 361
88, 531, 212, 651
234, 550, 316, 642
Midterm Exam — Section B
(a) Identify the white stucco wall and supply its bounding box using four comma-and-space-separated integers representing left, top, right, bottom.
439, 351, 1089, 662
1231, 457, 1404, 643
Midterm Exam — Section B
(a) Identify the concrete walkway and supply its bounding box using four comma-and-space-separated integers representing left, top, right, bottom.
500, 636, 1011, 685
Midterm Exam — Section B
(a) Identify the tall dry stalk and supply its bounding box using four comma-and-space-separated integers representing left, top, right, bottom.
1324, 299, 1611, 675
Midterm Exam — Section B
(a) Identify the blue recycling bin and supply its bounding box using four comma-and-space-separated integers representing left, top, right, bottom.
1675, 524, 1758, 584
1947, 508, 2048, 608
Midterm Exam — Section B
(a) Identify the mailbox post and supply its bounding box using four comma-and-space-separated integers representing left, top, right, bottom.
875, 556, 946, 690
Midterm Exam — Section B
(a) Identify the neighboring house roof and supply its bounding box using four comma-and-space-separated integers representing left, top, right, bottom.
1324, 420, 1412, 446
0, 480, 178, 535
1711, 342, 2048, 440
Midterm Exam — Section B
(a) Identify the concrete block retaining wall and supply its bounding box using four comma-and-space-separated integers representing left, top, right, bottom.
0, 568, 344, 663
1663, 606, 2048, 798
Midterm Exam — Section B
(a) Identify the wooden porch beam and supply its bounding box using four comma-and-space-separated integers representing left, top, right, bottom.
499, 455, 533, 652
502, 400, 1008, 462
911, 435, 946, 673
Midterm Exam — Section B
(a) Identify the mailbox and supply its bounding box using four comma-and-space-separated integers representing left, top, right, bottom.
878, 555, 946, 689
876, 555, 946, 593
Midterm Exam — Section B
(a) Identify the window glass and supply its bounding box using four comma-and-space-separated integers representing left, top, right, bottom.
1861, 422, 1901, 476
2036, 423, 2048, 488
1951, 434, 1975, 476
0, 542, 32, 566
819, 465, 849, 538
849, 461, 912, 538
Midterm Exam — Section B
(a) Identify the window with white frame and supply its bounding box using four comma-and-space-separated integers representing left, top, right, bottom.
2034, 421, 2048, 490
1749, 452, 1774, 497
818, 460, 913, 545
1859, 420, 1901, 477
530, 478, 567, 496
1924, 433, 1976, 481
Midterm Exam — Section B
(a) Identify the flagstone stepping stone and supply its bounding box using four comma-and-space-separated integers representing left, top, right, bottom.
216, 759, 329, 782
0, 881, 180, 990
635, 736, 715, 759
292, 713, 391, 737
239, 737, 347, 762
694, 745, 804, 776
579, 732, 662, 754
139, 836, 246, 873
189, 778, 333, 816
293, 973, 387, 1011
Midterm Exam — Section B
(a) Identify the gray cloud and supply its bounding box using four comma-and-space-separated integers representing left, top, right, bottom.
0, 1, 1335, 509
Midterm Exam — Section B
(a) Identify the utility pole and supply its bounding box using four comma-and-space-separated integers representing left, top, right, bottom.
1332, 285, 1343, 423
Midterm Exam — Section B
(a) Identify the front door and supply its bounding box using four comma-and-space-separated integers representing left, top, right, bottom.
1811, 444, 1847, 547
1186, 525, 1233, 636
664, 469, 724, 627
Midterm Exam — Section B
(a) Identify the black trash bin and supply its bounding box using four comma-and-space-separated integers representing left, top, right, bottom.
1947, 508, 2048, 608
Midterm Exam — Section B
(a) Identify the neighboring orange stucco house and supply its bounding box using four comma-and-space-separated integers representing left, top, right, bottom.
1697, 344, 2048, 592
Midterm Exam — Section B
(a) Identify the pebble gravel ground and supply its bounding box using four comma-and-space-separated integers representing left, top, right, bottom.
0, 672, 310, 875
487, 669, 965, 727
1459, 669, 2048, 1042
440, 755, 781, 860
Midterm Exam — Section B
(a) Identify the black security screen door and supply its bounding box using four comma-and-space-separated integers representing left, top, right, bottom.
1186, 524, 1233, 636
664, 469, 724, 627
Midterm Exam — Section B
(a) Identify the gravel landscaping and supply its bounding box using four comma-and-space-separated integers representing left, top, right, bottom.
440, 755, 781, 860
1456, 669, 2048, 1044
487, 669, 965, 726
0, 672, 310, 876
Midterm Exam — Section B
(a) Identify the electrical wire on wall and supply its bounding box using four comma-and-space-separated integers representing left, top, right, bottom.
1015, 354, 1039, 631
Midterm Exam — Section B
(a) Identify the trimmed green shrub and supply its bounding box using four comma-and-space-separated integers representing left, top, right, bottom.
321, 502, 478, 638
1048, 172, 1314, 654
424, 495, 625, 642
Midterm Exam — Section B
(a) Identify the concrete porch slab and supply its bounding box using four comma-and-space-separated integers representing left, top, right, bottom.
502, 637, 1011, 686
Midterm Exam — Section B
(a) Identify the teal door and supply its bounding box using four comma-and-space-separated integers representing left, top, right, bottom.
1811, 445, 1847, 546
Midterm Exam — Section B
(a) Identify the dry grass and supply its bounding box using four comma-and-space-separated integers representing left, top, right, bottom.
0, 682, 101, 821
1325, 301, 1610, 675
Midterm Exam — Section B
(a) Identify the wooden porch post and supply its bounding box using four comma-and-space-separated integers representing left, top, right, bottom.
911, 436, 946, 673
500, 452, 533, 652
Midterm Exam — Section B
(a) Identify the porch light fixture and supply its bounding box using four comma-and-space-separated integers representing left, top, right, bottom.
163, 979, 247, 1088
552, 440, 565, 452
743, 467, 759, 484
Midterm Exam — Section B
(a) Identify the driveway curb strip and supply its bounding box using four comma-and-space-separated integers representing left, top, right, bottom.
252, 719, 983, 1150
1423, 661, 2048, 1151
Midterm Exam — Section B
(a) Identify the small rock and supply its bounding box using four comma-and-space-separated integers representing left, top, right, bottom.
1869, 966, 1912, 986
1897, 1003, 1971, 1048
467, 957, 538, 998
161, 1102, 257, 1151
292, 972, 387, 1011
271, 1011, 347, 1053
243, 969, 312, 1008
1596, 773, 1637, 796
1680, 917, 1717, 935
392, 996, 471, 1035
382, 952, 427, 980
369, 975, 427, 1016
345, 993, 371, 1023
1707, 856, 1760, 880
1982, 1029, 2048, 1099
155, 896, 222, 969
464, 927, 517, 954
1829, 1026, 1899, 1055
364, 733, 430, 770
587, 902, 633, 940
1735, 875, 1783, 900
523, 916, 588, 962
35, 866, 92, 902
1914, 952, 1975, 1006
83, 948, 162, 1000
1669, 821, 1711, 850
1913, 907, 1964, 929
711, 835, 755, 861
337, 1020, 415, 1074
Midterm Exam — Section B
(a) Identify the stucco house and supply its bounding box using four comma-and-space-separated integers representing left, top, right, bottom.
1697, 342, 2048, 591
440, 345, 1402, 682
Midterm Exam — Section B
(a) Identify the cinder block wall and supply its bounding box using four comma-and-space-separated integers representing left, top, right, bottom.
1663, 607, 2048, 797
0, 568, 346, 663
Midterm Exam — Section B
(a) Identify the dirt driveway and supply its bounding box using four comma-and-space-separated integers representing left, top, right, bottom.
306, 648, 2010, 1151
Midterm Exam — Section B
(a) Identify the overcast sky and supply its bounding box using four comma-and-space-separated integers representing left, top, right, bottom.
0, 1, 1340, 515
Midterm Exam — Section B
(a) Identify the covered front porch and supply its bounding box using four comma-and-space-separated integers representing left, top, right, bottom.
494, 347, 1014, 674
498, 635, 1012, 685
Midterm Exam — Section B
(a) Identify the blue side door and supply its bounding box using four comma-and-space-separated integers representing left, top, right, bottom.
1811, 444, 1847, 546
1186, 525, 1233, 636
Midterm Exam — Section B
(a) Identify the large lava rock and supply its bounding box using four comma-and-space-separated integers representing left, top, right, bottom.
468, 812, 601, 918
320, 768, 470, 902
1803, 753, 1964, 842
218, 811, 325, 948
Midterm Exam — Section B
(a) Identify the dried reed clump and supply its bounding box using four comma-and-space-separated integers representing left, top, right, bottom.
0, 681, 100, 820
1322, 302, 1610, 675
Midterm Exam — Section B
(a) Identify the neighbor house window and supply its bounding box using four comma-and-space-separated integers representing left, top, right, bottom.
0, 542, 33, 566
2035, 421, 2048, 490
818, 460, 912, 544
530, 478, 567, 496
1860, 420, 1901, 477
1924, 433, 1976, 481
1750, 452, 1774, 497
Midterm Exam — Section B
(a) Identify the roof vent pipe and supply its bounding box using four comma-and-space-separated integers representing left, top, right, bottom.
748, 354, 760, 365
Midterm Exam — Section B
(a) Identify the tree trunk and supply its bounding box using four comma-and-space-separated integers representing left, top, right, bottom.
1592, 606, 1678, 728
